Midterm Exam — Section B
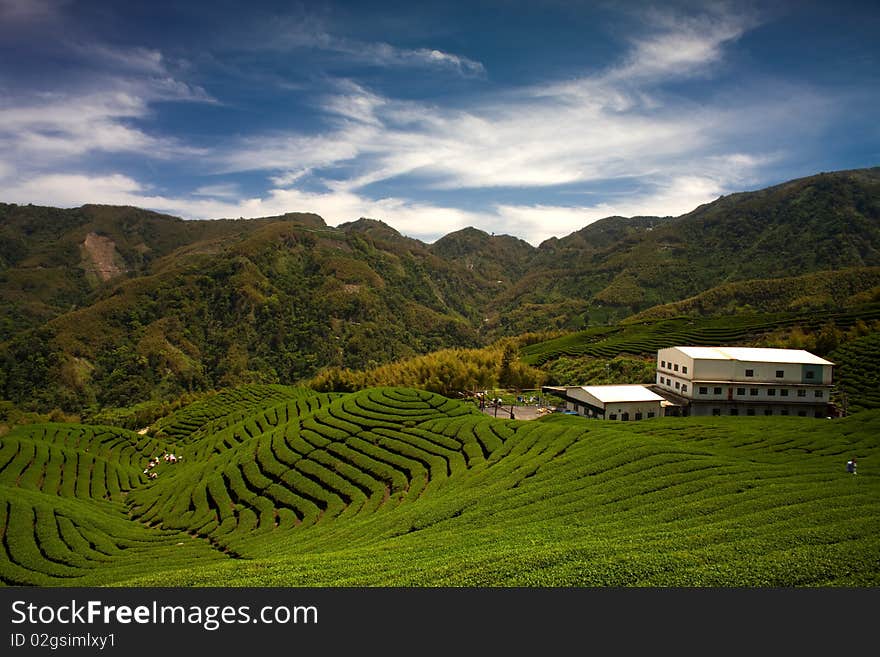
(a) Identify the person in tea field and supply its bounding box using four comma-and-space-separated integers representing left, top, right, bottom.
846, 458, 857, 475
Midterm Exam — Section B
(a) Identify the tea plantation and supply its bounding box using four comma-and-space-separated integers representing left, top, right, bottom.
1, 385, 878, 586
519, 306, 880, 366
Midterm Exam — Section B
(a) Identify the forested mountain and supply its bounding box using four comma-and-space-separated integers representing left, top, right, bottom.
500, 167, 880, 326
1, 166, 879, 414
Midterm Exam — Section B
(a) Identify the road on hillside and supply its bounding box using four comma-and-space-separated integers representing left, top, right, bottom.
480, 405, 551, 421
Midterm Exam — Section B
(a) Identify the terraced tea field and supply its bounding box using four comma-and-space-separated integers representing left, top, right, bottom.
520, 306, 880, 366
831, 333, 880, 413
2, 385, 878, 586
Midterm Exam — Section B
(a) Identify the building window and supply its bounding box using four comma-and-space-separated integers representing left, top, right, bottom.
745, 369, 754, 377
699, 386, 708, 395
682, 384, 688, 393
776, 370, 784, 378
780, 389, 789, 397
747, 408, 756, 416
781, 409, 789, 416
712, 408, 721, 416
767, 389, 776, 396
750, 388, 759, 396
635, 412, 643, 420
661, 360, 666, 368
806, 371, 815, 379
682, 366, 688, 374
673, 364, 679, 372
713, 387, 722, 395
609, 413, 617, 420
730, 408, 739, 416
764, 409, 773, 416
647, 411, 655, 418
675, 381, 680, 389
815, 390, 824, 398
737, 387, 745, 395
797, 389, 806, 397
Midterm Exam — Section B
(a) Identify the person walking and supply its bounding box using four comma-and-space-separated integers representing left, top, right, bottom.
846, 458, 857, 475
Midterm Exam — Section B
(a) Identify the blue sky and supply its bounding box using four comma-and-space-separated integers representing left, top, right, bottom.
1, 0, 878, 245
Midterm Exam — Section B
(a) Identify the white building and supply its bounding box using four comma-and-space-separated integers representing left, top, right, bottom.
550, 384, 665, 421
655, 346, 834, 417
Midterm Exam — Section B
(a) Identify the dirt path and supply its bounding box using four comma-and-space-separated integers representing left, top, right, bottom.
480, 405, 549, 421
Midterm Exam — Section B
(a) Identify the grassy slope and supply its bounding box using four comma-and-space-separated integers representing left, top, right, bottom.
127, 408, 880, 587
2, 386, 877, 587
520, 305, 880, 365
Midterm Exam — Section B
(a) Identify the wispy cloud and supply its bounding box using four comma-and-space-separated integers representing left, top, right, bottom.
0, 0, 67, 24
214, 10, 769, 196
192, 183, 241, 199
0, 35, 214, 186
261, 15, 485, 77
613, 4, 755, 82
0, 90, 204, 169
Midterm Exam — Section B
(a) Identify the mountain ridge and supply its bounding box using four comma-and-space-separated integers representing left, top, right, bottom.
2, 165, 879, 414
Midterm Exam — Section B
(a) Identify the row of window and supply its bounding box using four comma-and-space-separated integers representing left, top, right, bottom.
659, 360, 688, 375
697, 386, 824, 398
711, 408, 825, 418
658, 376, 688, 393
608, 411, 656, 421
661, 363, 818, 381
743, 369, 784, 377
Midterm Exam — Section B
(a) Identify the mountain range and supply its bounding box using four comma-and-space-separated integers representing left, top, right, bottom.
1, 166, 878, 414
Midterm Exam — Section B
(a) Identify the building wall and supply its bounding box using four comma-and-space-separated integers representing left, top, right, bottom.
656, 347, 833, 397
564, 397, 661, 420
713, 359, 832, 385
689, 383, 830, 404
603, 400, 661, 421
689, 402, 830, 418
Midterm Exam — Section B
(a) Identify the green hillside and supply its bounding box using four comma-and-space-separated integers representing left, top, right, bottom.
0, 421, 223, 585
2, 166, 880, 415
0, 211, 496, 414
511, 167, 880, 323
1, 385, 877, 587
627, 268, 880, 320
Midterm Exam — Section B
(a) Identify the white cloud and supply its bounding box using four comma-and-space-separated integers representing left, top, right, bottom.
0, 91, 202, 167
493, 175, 727, 244
210, 5, 771, 202
610, 7, 753, 83
269, 169, 312, 186
1, 170, 729, 247
71, 43, 167, 75
264, 17, 485, 77
193, 183, 241, 198
3, 173, 150, 207
0, 38, 214, 185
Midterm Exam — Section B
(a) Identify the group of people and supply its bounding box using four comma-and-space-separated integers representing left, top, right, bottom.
143, 452, 182, 479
